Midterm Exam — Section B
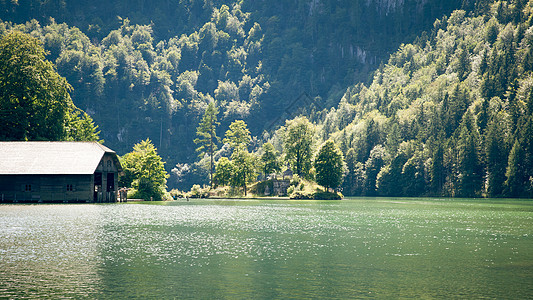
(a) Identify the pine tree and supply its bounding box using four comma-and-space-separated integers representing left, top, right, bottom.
455, 112, 483, 197
430, 142, 445, 196
194, 101, 220, 188
505, 139, 525, 197
485, 115, 508, 197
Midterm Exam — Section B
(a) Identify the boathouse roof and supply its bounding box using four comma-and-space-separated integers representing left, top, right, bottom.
0, 141, 121, 175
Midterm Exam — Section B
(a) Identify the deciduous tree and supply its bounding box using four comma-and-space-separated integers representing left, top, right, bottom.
224, 119, 251, 152
120, 139, 169, 200
0, 31, 71, 140
260, 142, 281, 177
230, 149, 256, 196
283, 116, 315, 178
214, 157, 233, 187
314, 140, 345, 192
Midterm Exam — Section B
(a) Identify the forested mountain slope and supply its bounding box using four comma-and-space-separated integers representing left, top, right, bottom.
312, 0, 533, 197
0, 0, 471, 190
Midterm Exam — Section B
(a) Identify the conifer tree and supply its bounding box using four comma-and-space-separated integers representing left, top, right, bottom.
430, 142, 445, 196
485, 115, 508, 197
194, 101, 220, 188
505, 139, 525, 197
456, 112, 483, 197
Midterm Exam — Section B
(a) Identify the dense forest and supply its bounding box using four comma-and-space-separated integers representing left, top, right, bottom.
311, 0, 533, 198
1, 0, 533, 198
0, 0, 471, 185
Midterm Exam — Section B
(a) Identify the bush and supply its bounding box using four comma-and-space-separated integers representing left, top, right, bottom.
289, 191, 315, 199
169, 189, 186, 199
188, 184, 210, 198
313, 191, 343, 200
289, 189, 343, 200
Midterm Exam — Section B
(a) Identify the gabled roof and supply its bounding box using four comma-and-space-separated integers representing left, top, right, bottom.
0, 142, 121, 175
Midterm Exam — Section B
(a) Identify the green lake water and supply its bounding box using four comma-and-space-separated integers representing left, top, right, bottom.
0, 198, 532, 299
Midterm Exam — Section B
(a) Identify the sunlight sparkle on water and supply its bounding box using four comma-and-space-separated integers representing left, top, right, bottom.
0, 198, 532, 298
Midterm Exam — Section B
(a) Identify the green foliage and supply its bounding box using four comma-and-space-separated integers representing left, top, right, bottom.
0, 0, 474, 190
260, 142, 281, 177
230, 149, 256, 196
194, 101, 220, 187
283, 116, 315, 179
64, 107, 101, 142
224, 120, 251, 152
314, 140, 345, 191
214, 157, 233, 187
307, 4, 533, 198
0, 31, 70, 141
5, 1, 533, 197
120, 139, 169, 200
188, 184, 210, 198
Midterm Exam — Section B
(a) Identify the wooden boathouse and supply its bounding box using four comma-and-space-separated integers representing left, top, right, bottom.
0, 141, 122, 203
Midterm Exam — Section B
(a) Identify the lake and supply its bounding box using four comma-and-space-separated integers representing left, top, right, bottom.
0, 198, 532, 298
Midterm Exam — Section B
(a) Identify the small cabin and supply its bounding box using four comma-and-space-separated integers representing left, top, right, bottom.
0, 141, 122, 203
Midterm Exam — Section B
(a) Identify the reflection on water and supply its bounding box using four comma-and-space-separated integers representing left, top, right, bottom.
0, 198, 532, 298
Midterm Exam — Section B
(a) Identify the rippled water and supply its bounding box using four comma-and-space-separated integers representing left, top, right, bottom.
1, 198, 532, 298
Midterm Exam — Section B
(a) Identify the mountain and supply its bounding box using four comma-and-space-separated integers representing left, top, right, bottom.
308, 0, 533, 198
0, 1, 473, 189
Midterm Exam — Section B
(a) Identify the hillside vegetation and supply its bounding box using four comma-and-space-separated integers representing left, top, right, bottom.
308, 0, 533, 198
2, 0, 533, 198
0, 1, 470, 187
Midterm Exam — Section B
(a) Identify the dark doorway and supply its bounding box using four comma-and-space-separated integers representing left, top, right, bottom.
94, 172, 102, 202
107, 173, 114, 192
107, 173, 115, 202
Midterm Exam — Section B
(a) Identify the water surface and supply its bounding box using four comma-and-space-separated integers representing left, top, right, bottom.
1, 198, 532, 298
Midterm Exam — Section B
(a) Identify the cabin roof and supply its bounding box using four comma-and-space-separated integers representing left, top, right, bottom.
0, 141, 121, 175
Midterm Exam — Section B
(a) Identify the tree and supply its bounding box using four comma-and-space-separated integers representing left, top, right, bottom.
485, 114, 508, 197
429, 142, 445, 196
505, 139, 526, 197
261, 142, 281, 177
343, 148, 365, 196
377, 141, 412, 196
223, 119, 251, 152
230, 149, 256, 196
194, 101, 220, 188
120, 139, 169, 200
314, 140, 345, 192
0, 31, 71, 141
364, 145, 388, 196
455, 112, 483, 197
64, 107, 101, 142
283, 116, 315, 178
214, 157, 233, 187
